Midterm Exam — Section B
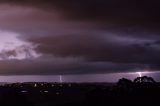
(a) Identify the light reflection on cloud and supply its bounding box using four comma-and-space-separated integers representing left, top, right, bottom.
0, 30, 41, 60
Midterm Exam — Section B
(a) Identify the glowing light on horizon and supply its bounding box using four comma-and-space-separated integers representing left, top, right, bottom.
126, 71, 160, 78
59, 75, 63, 83
136, 72, 142, 77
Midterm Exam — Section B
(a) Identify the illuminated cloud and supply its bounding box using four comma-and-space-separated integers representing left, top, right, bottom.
0, 0, 158, 76
0, 30, 40, 60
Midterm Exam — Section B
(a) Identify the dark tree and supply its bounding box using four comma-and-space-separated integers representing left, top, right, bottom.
134, 76, 156, 84
117, 78, 133, 89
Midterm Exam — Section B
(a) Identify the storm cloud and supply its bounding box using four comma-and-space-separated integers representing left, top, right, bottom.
0, 0, 159, 75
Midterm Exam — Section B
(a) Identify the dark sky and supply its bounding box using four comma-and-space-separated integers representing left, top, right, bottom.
0, 0, 159, 82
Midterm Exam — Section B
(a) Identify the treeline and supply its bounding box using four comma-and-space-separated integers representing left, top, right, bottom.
0, 76, 159, 106
85, 76, 160, 106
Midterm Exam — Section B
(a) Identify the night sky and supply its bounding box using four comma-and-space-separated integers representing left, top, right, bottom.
0, 0, 159, 82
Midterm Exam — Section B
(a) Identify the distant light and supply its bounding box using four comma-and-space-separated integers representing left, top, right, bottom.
21, 90, 28, 93
56, 92, 60, 95
127, 71, 160, 77
34, 83, 37, 87
136, 72, 142, 77
44, 91, 49, 93
59, 75, 63, 83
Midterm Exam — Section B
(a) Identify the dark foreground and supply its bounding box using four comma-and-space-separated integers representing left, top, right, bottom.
0, 76, 159, 106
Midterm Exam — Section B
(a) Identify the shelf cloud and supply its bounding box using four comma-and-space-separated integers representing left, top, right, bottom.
0, 0, 159, 75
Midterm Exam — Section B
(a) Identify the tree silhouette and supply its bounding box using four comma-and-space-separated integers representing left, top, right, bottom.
117, 78, 133, 90
134, 76, 156, 84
